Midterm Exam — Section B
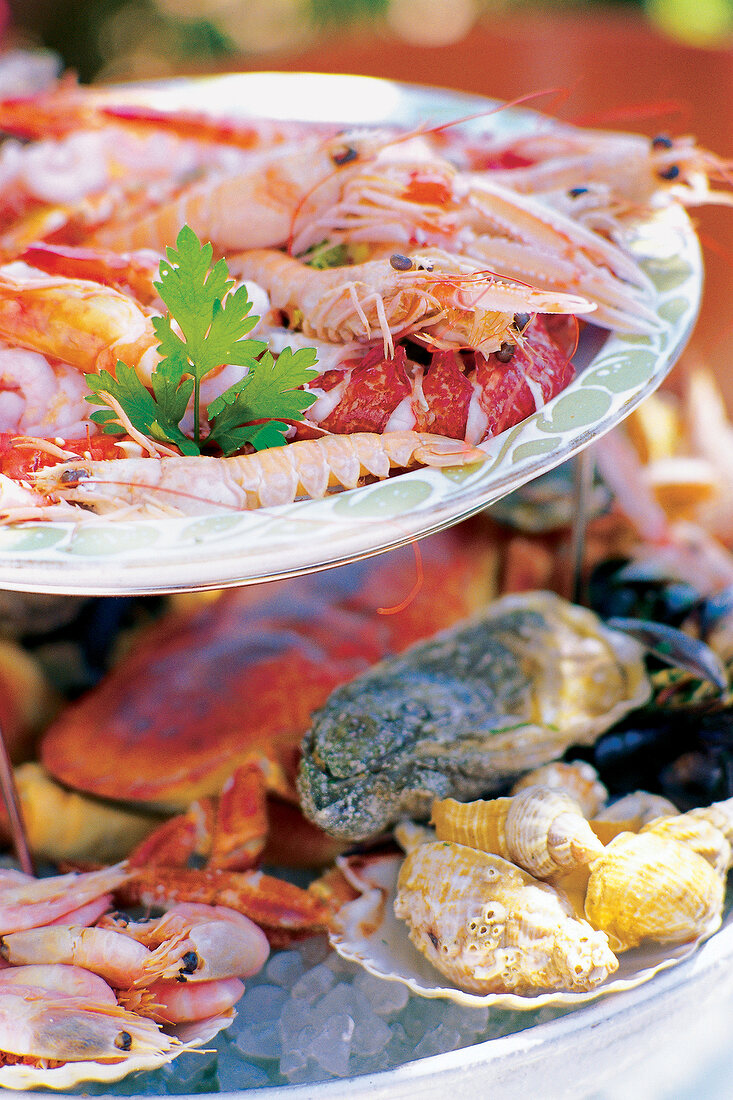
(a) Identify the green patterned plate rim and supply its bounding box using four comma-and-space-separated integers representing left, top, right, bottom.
0, 73, 703, 595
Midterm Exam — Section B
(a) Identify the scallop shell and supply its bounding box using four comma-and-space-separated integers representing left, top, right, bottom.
432, 785, 604, 879
511, 761, 608, 818
393, 839, 618, 995
584, 831, 725, 952
330, 851, 723, 1009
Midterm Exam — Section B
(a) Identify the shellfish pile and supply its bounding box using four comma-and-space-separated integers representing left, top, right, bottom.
387, 782, 732, 996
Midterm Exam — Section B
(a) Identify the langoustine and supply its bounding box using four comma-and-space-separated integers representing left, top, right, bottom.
29, 430, 486, 516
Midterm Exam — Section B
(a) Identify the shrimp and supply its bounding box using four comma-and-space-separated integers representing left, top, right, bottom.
101, 903, 269, 982
31, 430, 486, 517
0, 864, 128, 934
471, 122, 733, 216
289, 155, 662, 335
0, 343, 92, 437
0, 985, 171, 1062
0, 266, 159, 383
19, 243, 163, 305
88, 128, 402, 254
231, 247, 596, 357
0, 80, 332, 147
121, 977, 244, 1025
0, 924, 194, 988
0, 963, 117, 1003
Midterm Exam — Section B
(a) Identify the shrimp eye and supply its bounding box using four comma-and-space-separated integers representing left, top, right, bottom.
331, 144, 358, 166
568, 187, 588, 198
60, 467, 91, 484
496, 342, 516, 363
390, 253, 414, 271
115, 1031, 133, 1051
658, 164, 680, 181
652, 134, 674, 149
180, 950, 199, 974
513, 312, 531, 332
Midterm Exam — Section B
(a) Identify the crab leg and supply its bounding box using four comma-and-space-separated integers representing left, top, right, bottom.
117, 866, 333, 946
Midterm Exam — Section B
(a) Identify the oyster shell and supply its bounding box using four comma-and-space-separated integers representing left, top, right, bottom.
584, 831, 725, 951
431, 786, 604, 879
393, 840, 618, 995
299, 591, 650, 841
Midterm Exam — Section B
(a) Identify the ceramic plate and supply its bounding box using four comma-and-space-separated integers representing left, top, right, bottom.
0, 73, 702, 595
330, 852, 721, 1011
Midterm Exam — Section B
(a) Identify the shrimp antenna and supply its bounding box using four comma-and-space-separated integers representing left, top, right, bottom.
377, 539, 424, 615
407, 85, 576, 141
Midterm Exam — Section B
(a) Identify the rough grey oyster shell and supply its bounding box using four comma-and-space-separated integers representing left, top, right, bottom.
298, 591, 650, 841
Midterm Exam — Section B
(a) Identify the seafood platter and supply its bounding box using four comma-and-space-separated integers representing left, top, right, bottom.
0, 53, 731, 1098
0, 67, 710, 594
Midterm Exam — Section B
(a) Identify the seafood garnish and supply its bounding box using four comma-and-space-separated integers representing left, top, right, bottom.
298, 591, 650, 841
394, 839, 617, 995
584, 830, 725, 951
31, 431, 486, 516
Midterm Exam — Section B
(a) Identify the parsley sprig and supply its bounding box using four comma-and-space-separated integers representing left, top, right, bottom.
85, 225, 319, 456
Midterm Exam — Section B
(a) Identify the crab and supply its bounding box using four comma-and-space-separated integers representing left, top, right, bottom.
33, 522, 498, 943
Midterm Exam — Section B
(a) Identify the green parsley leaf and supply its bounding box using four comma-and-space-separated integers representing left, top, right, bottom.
84, 225, 321, 458
207, 347, 319, 455
86, 362, 198, 455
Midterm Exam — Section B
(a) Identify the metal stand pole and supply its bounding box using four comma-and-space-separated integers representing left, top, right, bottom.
0, 722, 34, 875
570, 447, 595, 606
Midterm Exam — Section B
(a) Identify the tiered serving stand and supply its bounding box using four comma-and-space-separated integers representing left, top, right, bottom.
0, 74, 722, 1098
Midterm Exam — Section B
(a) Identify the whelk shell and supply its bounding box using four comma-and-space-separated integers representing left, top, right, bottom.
584, 830, 725, 952
510, 761, 608, 819
394, 839, 618, 995
431, 785, 604, 880
641, 813, 731, 876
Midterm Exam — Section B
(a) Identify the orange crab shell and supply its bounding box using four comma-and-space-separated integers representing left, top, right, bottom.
40, 522, 498, 811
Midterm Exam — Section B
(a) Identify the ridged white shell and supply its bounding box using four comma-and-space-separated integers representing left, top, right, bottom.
595, 790, 679, 827
394, 840, 617, 995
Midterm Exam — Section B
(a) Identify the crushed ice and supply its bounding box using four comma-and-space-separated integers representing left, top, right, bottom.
62, 935, 574, 1094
